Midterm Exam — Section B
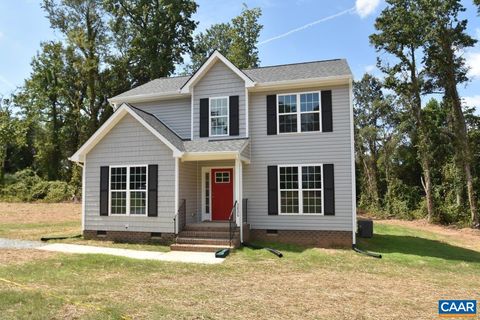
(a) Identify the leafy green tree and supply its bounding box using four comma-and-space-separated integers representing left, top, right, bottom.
421, 0, 479, 227
354, 74, 390, 210
42, 0, 109, 135
187, 5, 262, 72
105, 0, 198, 85
370, 0, 436, 221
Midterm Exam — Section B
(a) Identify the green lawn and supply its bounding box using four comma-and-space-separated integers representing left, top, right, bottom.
0, 220, 479, 319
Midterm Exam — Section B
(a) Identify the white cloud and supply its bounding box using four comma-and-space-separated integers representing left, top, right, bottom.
466, 51, 480, 78
476, 28, 480, 41
0, 75, 15, 90
462, 96, 480, 109
356, 0, 381, 18
364, 64, 375, 73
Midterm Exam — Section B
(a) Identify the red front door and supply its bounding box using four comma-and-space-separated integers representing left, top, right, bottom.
211, 168, 234, 221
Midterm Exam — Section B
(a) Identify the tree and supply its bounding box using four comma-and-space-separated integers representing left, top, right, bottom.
187, 5, 262, 72
42, 0, 109, 135
105, 0, 198, 85
370, 0, 436, 221
354, 74, 389, 210
421, 0, 479, 227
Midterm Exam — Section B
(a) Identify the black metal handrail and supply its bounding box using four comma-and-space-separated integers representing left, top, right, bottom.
228, 200, 238, 247
174, 199, 186, 235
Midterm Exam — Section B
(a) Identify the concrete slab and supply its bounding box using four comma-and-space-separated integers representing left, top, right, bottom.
37, 243, 224, 264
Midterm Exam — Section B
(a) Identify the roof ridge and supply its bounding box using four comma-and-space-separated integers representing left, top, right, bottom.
127, 104, 188, 141
242, 59, 344, 71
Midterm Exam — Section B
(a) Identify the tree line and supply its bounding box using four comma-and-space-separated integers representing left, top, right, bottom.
1, 0, 480, 228
0, 0, 262, 201
355, 0, 480, 227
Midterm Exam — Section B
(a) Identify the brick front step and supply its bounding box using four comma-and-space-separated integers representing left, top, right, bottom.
176, 237, 240, 246
170, 243, 234, 252
183, 224, 237, 233
179, 230, 234, 239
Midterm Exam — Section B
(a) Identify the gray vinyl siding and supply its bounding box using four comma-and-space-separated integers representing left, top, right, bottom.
179, 160, 198, 224
84, 114, 176, 233
243, 84, 353, 231
240, 142, 250, 160
192, 60, 246, 140
134, 97, 191, 139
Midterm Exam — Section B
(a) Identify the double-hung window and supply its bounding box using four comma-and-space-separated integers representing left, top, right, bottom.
279, 164, 323, 215
210, 97, 229, 136
278, 92, 321, 133
110, 166, 147, 215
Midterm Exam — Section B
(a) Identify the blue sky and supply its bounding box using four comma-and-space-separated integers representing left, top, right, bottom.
1, 0, 479, 108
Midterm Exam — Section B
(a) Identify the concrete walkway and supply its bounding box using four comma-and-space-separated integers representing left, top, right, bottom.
0, 238, 224, 264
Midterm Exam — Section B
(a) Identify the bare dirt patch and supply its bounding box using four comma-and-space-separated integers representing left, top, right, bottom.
0, 202, 81, 224
0, 249, 57, 266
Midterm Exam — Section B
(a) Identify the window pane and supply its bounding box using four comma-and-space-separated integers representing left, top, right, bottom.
211, 116, 228, 135
300, 93, 319, 112
303, 190, 322, 214
111, 167, 127, 190
280, 166, 298, 189
281, 190, 299, 214
130, 166, 147, 190
130, 191, 146, 215
278, 95, 297, 113
111, 191, 127, 214
301, 113, 320, 132
302, 166, 322, 189
210, 98, 228, 116
279, 114, 297, 133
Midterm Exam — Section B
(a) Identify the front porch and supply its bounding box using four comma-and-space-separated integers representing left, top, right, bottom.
172, 156, 249, 252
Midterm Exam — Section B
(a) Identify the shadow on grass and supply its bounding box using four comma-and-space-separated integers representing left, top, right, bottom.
360, 234, 480, 263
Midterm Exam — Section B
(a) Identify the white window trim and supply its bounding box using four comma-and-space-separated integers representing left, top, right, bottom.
109, 165, 148, 216
277, 91, 322, 134
209, 96, 230, 137
277, 164, 324, 216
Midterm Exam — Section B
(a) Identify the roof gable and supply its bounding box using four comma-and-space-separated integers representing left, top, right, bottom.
180, 50, 255, 93
69, 103, 184, 162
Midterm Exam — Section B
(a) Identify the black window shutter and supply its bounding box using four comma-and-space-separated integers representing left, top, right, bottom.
100, 166, 109, 216
267, 165, 278, 215
266, 95, 277, 135
148, 164, 158, 217
321, 90, 333, 132
229, 95, 239, 136
324, 164, 335, 215
199, 98, 209, 137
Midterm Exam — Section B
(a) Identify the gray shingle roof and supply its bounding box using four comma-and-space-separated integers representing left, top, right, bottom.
184, 138, 249, 153
127, 104, 249, 154
111, 59, 351, 100
114, 76, 189, 99
242, 59, 351, 83
127, 104, 185, 152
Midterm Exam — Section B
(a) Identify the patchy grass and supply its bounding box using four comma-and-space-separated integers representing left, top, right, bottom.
1, 203, 479, 319
0, 202, 169, 252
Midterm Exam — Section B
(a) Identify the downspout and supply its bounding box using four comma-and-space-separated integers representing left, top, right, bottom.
348, 78, 357, 246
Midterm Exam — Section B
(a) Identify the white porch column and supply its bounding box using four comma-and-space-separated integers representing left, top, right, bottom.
174, 157, 179, 233
235, 157, 243, 242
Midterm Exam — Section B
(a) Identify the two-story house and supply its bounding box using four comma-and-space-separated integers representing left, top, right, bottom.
70, 51, 356, 251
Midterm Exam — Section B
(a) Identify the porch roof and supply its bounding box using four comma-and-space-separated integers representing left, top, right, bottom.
183, 138, 248, 153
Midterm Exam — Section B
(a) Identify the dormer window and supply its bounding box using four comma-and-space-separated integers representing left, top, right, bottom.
209, 97, 229, 136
